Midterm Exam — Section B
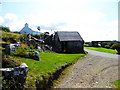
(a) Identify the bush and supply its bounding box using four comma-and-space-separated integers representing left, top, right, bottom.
2, 55, 22, 68
2, 31, 23, 43
11, 46, 40, 60
11, 48, 28, 57
101, 42, 116, 49
0, 26, 10, 32
20, 43, 28, 49
11, 44, 29, 57
19, 35, 28, 43
114, 80, 120, 89
104, 45, 111, 49
111, 43, 120, 54
111, 43, 120, 49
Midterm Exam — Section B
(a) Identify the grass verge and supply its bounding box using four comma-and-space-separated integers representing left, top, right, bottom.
13, 52, 86, 88
114, 80, 120, 89
85, 47, 116, 54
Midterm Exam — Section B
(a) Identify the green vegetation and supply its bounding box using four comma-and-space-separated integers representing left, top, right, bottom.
85, 47, 116, 54
2, 31, 23, 44
0, 26, 10, 32
111, 43, 120, 54
114, 80, 120, 89
101, 41, 116, 49
2, 55, 22, 68
13, 52, 86, 88
1, 31, 86, 88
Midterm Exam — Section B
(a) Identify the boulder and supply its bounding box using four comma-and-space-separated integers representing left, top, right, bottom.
5, 44, 16, 54
5, 43, 20, 54
33, 51, 40, 61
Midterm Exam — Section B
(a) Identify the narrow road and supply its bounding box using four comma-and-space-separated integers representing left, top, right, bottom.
54, 49, 119, 88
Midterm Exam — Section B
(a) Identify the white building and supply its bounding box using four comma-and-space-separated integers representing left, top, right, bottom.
20, 23, 42, 35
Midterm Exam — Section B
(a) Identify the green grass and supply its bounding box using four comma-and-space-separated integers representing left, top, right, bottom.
1, 31, 23, 43
114, 80, 120, 89
85, 47, 116, 54
13, 52, 86, 88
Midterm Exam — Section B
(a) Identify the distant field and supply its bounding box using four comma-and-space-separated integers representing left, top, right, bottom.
14, 52, 86, 88
85, 47, 116, 54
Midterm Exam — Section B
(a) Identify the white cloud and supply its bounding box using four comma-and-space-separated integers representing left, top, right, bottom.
4, 13, 18, 26
1, 0, 119, 2
1, 0, 118, 41
0, 13, 24, 31
1, 10, 117, 41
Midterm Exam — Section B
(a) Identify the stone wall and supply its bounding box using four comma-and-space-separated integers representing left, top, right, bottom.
1, 63, 28, 89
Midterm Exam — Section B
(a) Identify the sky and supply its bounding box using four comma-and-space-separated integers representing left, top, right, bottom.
0, 0, 119, 42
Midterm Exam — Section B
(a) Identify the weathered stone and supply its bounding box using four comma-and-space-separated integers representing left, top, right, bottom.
37, 46, 42, 51
5, 43, 20, 54
5, 44, 16, 54
14, 42, 20, 47
1, 63, 28, 78
1, 63, 28, 89
33, 51, 40, 61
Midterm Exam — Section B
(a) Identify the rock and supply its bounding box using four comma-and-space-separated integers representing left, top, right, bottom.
37, 46, 42, 51
5, 43, 20, 54
20, 63, 28, 68
5, 44, 16, 54
14, 42, 20, 47
33, 51, 40, 61
2, 63, 29, 77
2, 63, 29, 89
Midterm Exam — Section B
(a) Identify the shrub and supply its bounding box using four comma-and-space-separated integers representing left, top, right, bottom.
19, 35, 28, 43
11, 46, 40, 60
20, 43, 28, 49
2, 31, 23, 43
104, 45, 111, 49
114, 80, 120, 89
0, 26, 10, 32
111, 43, 120, 54
111, 43, 120, 50
102, 42, 109, 48
101, 42, 116, 49
2, 55, 22, 68
11, 48, 27, 57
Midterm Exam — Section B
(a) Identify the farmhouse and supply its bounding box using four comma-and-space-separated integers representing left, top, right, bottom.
53, 31, 84, 53
20, 23, 42, 35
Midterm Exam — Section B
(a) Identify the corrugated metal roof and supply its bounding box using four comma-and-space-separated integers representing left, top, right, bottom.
56, 31, 83, 41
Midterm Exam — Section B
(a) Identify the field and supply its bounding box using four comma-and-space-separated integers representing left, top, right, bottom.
13, 52, 86, 88
85, 47, 116, 54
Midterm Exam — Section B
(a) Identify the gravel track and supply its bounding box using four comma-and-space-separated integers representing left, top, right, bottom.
54, 49, 119, 88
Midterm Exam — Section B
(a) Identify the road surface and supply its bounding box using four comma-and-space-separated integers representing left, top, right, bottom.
54, 49, 119, 88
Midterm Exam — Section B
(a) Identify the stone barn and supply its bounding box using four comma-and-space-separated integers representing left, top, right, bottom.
53, 31, 84, 53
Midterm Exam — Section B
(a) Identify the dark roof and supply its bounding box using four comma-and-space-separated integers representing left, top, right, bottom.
56, 31, 83, 41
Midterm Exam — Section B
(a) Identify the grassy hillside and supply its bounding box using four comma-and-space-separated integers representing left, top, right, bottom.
13, 52, 85, 88
1, 31, 86, 88
1, 31, 23, 44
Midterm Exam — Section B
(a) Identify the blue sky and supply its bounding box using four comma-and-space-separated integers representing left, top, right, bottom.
0, 0, 119, 41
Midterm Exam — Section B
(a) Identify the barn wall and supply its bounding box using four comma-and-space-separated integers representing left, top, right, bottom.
53, 32, 84, 53
53, 33, 63, 52
65, 41, 84, 53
